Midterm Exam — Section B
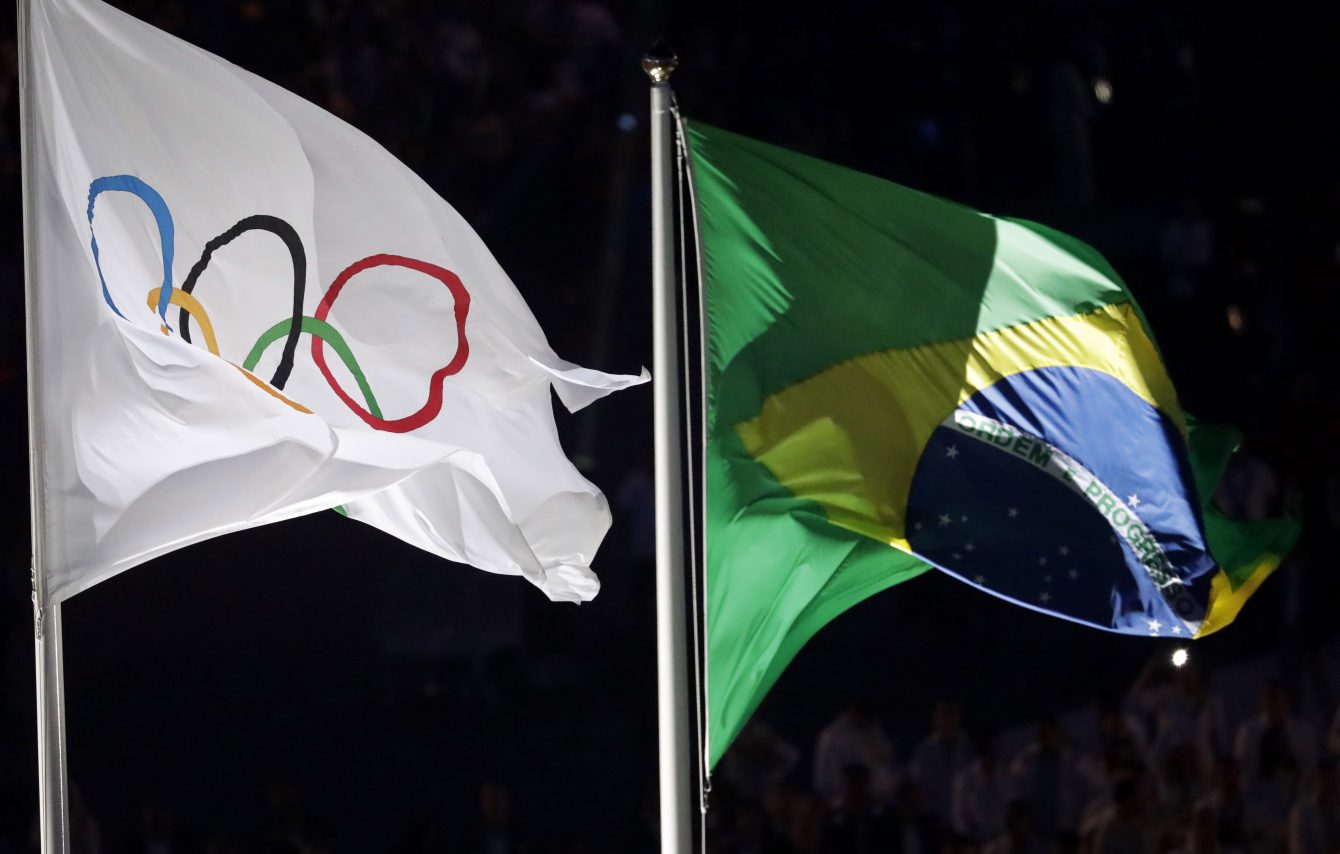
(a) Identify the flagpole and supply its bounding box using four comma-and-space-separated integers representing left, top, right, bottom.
644, 44, 694, 854
17, 0, 73, 851
32, 607, 69, 854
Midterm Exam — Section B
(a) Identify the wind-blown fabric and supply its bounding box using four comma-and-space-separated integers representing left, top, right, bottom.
26, 0, 645, 605
688, 121, 1298, 766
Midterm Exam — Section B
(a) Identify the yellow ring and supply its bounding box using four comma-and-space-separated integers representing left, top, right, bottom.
145, 288, 220, 356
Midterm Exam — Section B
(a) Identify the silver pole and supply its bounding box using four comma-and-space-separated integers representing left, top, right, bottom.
33, 605, 69, 854
17, 0, 73, 850
643, 45, 693, 854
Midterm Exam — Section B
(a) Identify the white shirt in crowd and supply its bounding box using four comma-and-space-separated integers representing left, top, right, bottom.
813, 710, 897, 804
909, 732, 976, 822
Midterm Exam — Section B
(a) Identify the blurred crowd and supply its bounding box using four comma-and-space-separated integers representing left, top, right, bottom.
21, 777, 556, 854
707, 655, 1340, 854
20, 649, 1340, 854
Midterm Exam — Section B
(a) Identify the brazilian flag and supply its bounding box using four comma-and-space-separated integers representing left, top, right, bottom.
688, 122, 1300, 767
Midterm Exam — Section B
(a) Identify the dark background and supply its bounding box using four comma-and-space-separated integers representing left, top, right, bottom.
0, 0, 1338, 851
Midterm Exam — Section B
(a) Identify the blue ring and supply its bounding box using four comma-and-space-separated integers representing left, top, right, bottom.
87, 175, 175, 327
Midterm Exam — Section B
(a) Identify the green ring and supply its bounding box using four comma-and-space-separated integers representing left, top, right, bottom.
243, 316, 383, 420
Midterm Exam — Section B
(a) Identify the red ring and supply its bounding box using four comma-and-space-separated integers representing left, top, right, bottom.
312, 254, 470, 433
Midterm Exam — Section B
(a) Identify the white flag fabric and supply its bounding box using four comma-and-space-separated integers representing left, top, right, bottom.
25, 0, 646, 604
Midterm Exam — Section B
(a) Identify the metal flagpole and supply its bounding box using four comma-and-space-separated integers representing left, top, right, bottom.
32, 608, 69, 854
643, 44, 694, 854
17, 0, 73, 851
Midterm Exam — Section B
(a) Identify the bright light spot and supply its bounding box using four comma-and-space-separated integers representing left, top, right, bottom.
1093, 78, 1113, 104
1172, 648, 1190, 668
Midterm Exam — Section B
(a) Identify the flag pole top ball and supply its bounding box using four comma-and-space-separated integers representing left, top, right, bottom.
642, 40, 678, 84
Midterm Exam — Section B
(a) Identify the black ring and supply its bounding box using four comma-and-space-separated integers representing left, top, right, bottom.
180, 215, 306, 389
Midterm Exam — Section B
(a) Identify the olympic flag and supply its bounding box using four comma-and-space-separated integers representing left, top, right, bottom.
23, 0, 646, 607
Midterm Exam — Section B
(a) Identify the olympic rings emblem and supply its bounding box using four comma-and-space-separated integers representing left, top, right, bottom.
87, 174, 471, 433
